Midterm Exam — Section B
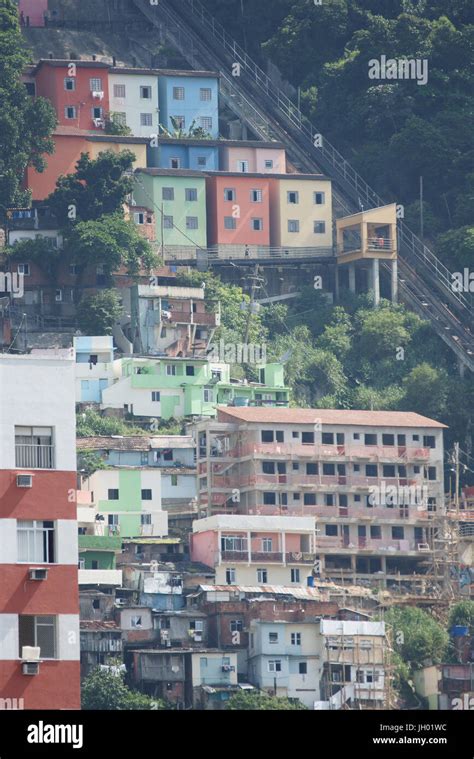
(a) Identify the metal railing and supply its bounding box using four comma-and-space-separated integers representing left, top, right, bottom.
15, 443, 55, 469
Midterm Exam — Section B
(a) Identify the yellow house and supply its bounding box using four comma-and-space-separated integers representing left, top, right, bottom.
85, 134, 149, 169
335, 203, 398, 305
269, 175, 333, 250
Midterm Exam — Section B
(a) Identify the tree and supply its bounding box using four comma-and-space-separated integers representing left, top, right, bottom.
226, 691, 308, 710
77, 451, 108, 478
0, 0, 57, 219
159, 116, 212, 139
66, 214, 157, 283
46, 150, 136, 225
385, 607, 449, 670
104, 113, 132, 136
76, 410, 148, 437
448, 601, 474, 634
76, 290, 123, 336
82, 668, 167, 710
4, 237, 61, 279
402, 362, 449, 419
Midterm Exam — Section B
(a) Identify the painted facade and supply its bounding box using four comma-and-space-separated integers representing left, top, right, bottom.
19, 1, 48, 27
206, 173, 272, 252
220, 142, 286, 174
133, 169, 208, 252
150, 138, 219, 171
109, 69, 159, 138
0, 353, 80, 709
269, 175, 333, 249
158, 71, 219, 138
79, 468, 167, 539
191, 514, 317, 587
74, 336, 117, 403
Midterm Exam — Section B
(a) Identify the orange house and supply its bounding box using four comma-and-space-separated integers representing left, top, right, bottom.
32, 59, 110, 131
206, 172, 271, 254
25, 128, 149, 200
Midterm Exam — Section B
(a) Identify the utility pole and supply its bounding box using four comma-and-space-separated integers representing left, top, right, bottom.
419, 176, 424, 239
160, 202, 164, 260
454, 442, 460, 516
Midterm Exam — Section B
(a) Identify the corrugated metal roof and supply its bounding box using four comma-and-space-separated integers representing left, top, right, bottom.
217, 407, 447, 428
77, 436, 150, 451
199, 585, 326, 598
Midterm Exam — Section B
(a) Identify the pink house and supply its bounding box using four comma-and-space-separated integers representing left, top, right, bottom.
191, 514, 316, 586
220, 140, 287, 174
19, 0, 48, 27
206, 172, 271, 253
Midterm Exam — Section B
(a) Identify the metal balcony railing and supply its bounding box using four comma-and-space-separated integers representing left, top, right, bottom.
15, 443, 55, 469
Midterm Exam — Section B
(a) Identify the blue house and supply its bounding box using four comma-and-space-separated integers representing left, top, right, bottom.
148, 137, 220, 171
158, 70, 220, 139
74, 336, 117, 403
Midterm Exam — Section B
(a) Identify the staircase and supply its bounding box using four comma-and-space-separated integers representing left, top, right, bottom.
132, 0, 474, 371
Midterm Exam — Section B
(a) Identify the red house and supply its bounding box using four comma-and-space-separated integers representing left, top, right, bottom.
32, 59, 110, 131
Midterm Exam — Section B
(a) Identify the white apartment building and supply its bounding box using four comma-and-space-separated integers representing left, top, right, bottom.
109, 68, 159, 138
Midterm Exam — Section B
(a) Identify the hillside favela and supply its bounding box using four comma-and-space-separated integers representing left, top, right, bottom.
0, 0, 473, 731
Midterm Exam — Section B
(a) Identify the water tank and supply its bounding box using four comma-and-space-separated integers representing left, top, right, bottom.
307, 576, 315, 588
451, 625, 470, 637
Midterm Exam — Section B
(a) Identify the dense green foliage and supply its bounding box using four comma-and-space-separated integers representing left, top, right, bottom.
82, 668, 166, 710
226, 690, 308, 710
76, 410, 149, 438
385, 606, 449, 670
205, 0, 474, 269
448, 600, 474, 634
0, 0, 56, 219
47, 150, 136, 225
76, 290, 123, 336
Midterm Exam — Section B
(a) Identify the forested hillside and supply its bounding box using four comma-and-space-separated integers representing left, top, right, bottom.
205, 0, 474, 269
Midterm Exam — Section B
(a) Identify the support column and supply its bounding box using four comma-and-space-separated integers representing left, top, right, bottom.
391, 258, 398, 303
348, 263, 356, 294
373, 258, 380, 306
247, 530, 251, 565
334, 265, 340, 302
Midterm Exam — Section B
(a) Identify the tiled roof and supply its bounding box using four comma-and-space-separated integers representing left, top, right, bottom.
217, 407, 447, 429
80, 621, 120, 631
77, 436, 150, 451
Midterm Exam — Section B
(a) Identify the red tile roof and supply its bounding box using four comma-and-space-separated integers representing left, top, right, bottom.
217, 407, 447, 428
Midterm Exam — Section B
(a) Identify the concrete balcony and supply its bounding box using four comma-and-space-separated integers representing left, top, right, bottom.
236, 442, 430, 462
248, 505, 435, 523
315, 537, 432, 555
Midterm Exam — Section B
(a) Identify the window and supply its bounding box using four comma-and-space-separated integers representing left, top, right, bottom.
222, 535, 247, 553
131, 616, 142, 628
200, 117, 213, 131
141, 452, 148, 465
299, 662, 308, 675
64, 106, 76, 119
427, 466, 437, 481
173, 115, 185, 129
262, 538, 273, 553
186, 216, 199, 230
64, 77, 75, 91
17, 521, 55, 563
392, 526, 404, 540
323, 463, 335, 476
140, 113, 153, 126
382, 434, 395, 446
185, 188, 198, 202
19, 615, 56, 659
18, 263, 30, 276
151, 391, 160, 402
237, 160, 249, 173
197, 156, 207, 167
251, 218, 263, 231
90, 78, 102, 92
365, 434, 377, 446
91, 107, 103, 121
287, 191, 299, 204
304, 494, 316, 506
190, 620, 204, 631
173, 87, 185, 100
200, 657, 208, 667
113, 84, 126, 98
108, 489, 119, 500
302, 432, 314, 444
134, 212, 145, 225
251, 189, 262, 203
423, 435, 436, 449
226, 568, 236, 585
314, 221, 326, 234
166, 365, 177, 376
370, 526, 382, 539
269, 632, 279, 644
204, 388, 214, 403
141, 514, 152, 526
291, 568, 300, 583
15, 426, 54, 469
171, 474, 178, 487
306, 463, 318, 475
141, 489, 152, 501
314, 191, 325, 205
164, 216, 174, 229
200, 87, 212, 101
268, 660, 282, 672
224, 188, 236, 201
186, 365, 195, 376
288, 220, 300, 233
224, 217, 236, 230
264, 159, 274, 169
140, 86, 152, 99
291, 633, 301, 646
383, 465, 396, 478
366, 465, 378, 478
325, 494, 334, 507
257, 568, 268, 584
322, 432, 334, 445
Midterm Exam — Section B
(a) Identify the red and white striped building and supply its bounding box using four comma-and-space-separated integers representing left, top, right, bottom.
0, 353, 80, 709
